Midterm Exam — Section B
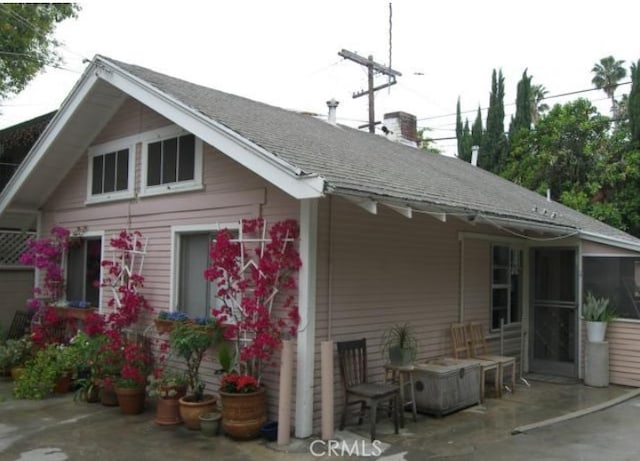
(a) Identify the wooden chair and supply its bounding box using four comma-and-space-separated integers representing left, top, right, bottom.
337, 338, 401, 441
450, 323, 500, 401
467, 322, 516, 395
6, 311, 31, 339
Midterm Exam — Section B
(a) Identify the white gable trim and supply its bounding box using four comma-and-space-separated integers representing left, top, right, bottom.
95, 57, 325, 200
0, 69, 101, 214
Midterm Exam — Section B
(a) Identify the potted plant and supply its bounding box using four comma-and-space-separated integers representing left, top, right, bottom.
170, 317, 221, 429
583, 291, 617, 342
147, 368, 188, 425
0, 336, 33, 380
207, 218, 301, 440
13, 342, 82, 399
154, 311, 189, 335
381, 322, 418, 366
113, 336, 153, 415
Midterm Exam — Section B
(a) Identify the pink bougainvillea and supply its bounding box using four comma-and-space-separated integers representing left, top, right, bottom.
206, 218, 301, 381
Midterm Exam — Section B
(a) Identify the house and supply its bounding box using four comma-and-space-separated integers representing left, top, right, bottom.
1, 55, 640, 437
0, 112, 54, 331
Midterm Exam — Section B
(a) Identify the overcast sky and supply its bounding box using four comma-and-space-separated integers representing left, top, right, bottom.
1, 0, 639, 155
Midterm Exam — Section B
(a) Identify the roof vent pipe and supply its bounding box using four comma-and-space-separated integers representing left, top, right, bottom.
326, 99, 339, 125
546, 188, 551, 202
471, 145, 479, 166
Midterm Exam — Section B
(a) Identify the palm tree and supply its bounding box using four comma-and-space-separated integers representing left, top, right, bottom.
530, 84, 549, 124
591, 56, 627, 116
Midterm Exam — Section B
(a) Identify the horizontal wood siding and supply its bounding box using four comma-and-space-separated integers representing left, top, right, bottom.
608, 320, 640, 387
582, 240, 640, 257
312, 198, 518, 432
39, 98, 299, 422
0, 268, 34, 333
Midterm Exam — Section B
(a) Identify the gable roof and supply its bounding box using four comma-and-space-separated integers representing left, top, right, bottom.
1, 55, 639, 251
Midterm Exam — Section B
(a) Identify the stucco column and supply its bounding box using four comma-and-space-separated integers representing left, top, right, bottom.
295, 198, 319, 438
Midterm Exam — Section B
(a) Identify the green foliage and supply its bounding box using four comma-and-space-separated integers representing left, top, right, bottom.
0, 4, 79, 100
592, 55, 627, 114
169, 320, 221, 401
629, 60, 640, 147
471, 106, 483, 148
0, 336, 33, 369
480, 69, 507, 173
509, 69, 532, 139
14, 343, 82, 400
583, 292, 617, 322
381, 322, 418, 359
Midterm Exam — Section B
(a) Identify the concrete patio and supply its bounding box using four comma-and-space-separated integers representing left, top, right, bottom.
1, 376, 639, 460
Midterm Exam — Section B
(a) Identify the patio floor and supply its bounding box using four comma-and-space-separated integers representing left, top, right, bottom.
1, 375, 638, 460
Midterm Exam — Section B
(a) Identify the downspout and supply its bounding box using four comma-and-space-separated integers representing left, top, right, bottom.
577, 240, 584, 379
459, 233, 465, 322
295, 198, 319, 438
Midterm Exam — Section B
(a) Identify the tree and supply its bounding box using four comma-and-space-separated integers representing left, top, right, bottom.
629, 60, 640, 147
509, 69, 532, 139
591, 55, 627, 115
471, 106, 483, 148
530, 84, 549, 124
455, 98, 464, 157
417, 127, 441, 155
480, 69, 507, 173
0, 3, 79, 100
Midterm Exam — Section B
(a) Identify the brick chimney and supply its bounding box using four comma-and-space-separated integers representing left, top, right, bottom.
382, 112, 418, 147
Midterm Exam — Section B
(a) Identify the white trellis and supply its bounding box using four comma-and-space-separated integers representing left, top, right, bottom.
102, 231, 148, 308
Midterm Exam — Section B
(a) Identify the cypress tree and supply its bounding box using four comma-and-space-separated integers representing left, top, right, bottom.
471, 106, 483, 148
509, 70, 532, 139
459, 120, 472, 162
480, 69, 507, 172
629, 60, 640, 147
456, 97, 464, 157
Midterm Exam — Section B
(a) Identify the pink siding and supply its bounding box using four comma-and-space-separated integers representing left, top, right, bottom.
312, 197, 517, 430
582, 240, 640, 256
39, 98, 299, 422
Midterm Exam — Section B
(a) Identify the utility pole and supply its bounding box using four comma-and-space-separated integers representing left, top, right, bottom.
338, 49, 402, 133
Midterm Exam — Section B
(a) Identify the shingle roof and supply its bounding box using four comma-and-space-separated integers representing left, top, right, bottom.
106, 57, 640, 246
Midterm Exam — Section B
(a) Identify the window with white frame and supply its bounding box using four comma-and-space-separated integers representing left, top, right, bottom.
491, 244, 522, 330
66, 236, 102, 307
87, 137, 135, 202
142, 126, 202, 196
174, 226, 238, 320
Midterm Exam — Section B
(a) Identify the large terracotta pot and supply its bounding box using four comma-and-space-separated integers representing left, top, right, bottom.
115, 386, 146, 415
220, 388, 267, 440
178, 395, 217, 430
155, 397, 182, 426
53, 373, 73, 394
99, 383, 119, 406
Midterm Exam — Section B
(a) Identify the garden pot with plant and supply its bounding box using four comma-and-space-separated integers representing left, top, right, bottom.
0, 336, 33, 380
583, 291, 617, 342
170, 318, 221, 429
381, 322, 418, 366
114, 338, 153, 415
207, 219, 301, 440
148, 368, 188, 425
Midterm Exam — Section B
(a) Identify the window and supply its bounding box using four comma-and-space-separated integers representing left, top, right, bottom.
142, 126, 202, 196
174, 226, 238, 320
87, 137, 135, 203
66, 237, 102, 307
491, 245, 522, 329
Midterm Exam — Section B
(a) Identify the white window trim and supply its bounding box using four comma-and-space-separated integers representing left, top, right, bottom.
490, 244, 523, 331
169, 222, 239, 315
85, 135, 138, 204
140, 125, 203, 198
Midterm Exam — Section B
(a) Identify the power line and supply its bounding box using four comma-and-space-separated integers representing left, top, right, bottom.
417, 81, 632, 122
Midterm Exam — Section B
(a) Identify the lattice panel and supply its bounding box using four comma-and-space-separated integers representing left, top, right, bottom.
0, 231, 35, 265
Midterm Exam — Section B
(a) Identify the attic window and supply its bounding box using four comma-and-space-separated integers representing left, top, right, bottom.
86, 136, 136, 204
141, 125, 203, 197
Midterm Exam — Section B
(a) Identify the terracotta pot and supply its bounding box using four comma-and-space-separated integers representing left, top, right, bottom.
53, 374, 73, 394
178, 395, 217, 430
220, 388, 267, 440
115, 386, 146, 415
155, 397, 182, 426
99, 385, 119, 407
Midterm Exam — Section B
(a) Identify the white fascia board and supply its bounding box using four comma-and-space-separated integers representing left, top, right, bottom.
95, 58, 324, 200
0, 68, 101, 215
579, 231, 640, 254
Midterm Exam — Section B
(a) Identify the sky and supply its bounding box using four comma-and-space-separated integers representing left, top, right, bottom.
1, 0, 639, 156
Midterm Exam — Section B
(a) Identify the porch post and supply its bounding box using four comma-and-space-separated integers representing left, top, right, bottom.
295, 198, 319, 438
